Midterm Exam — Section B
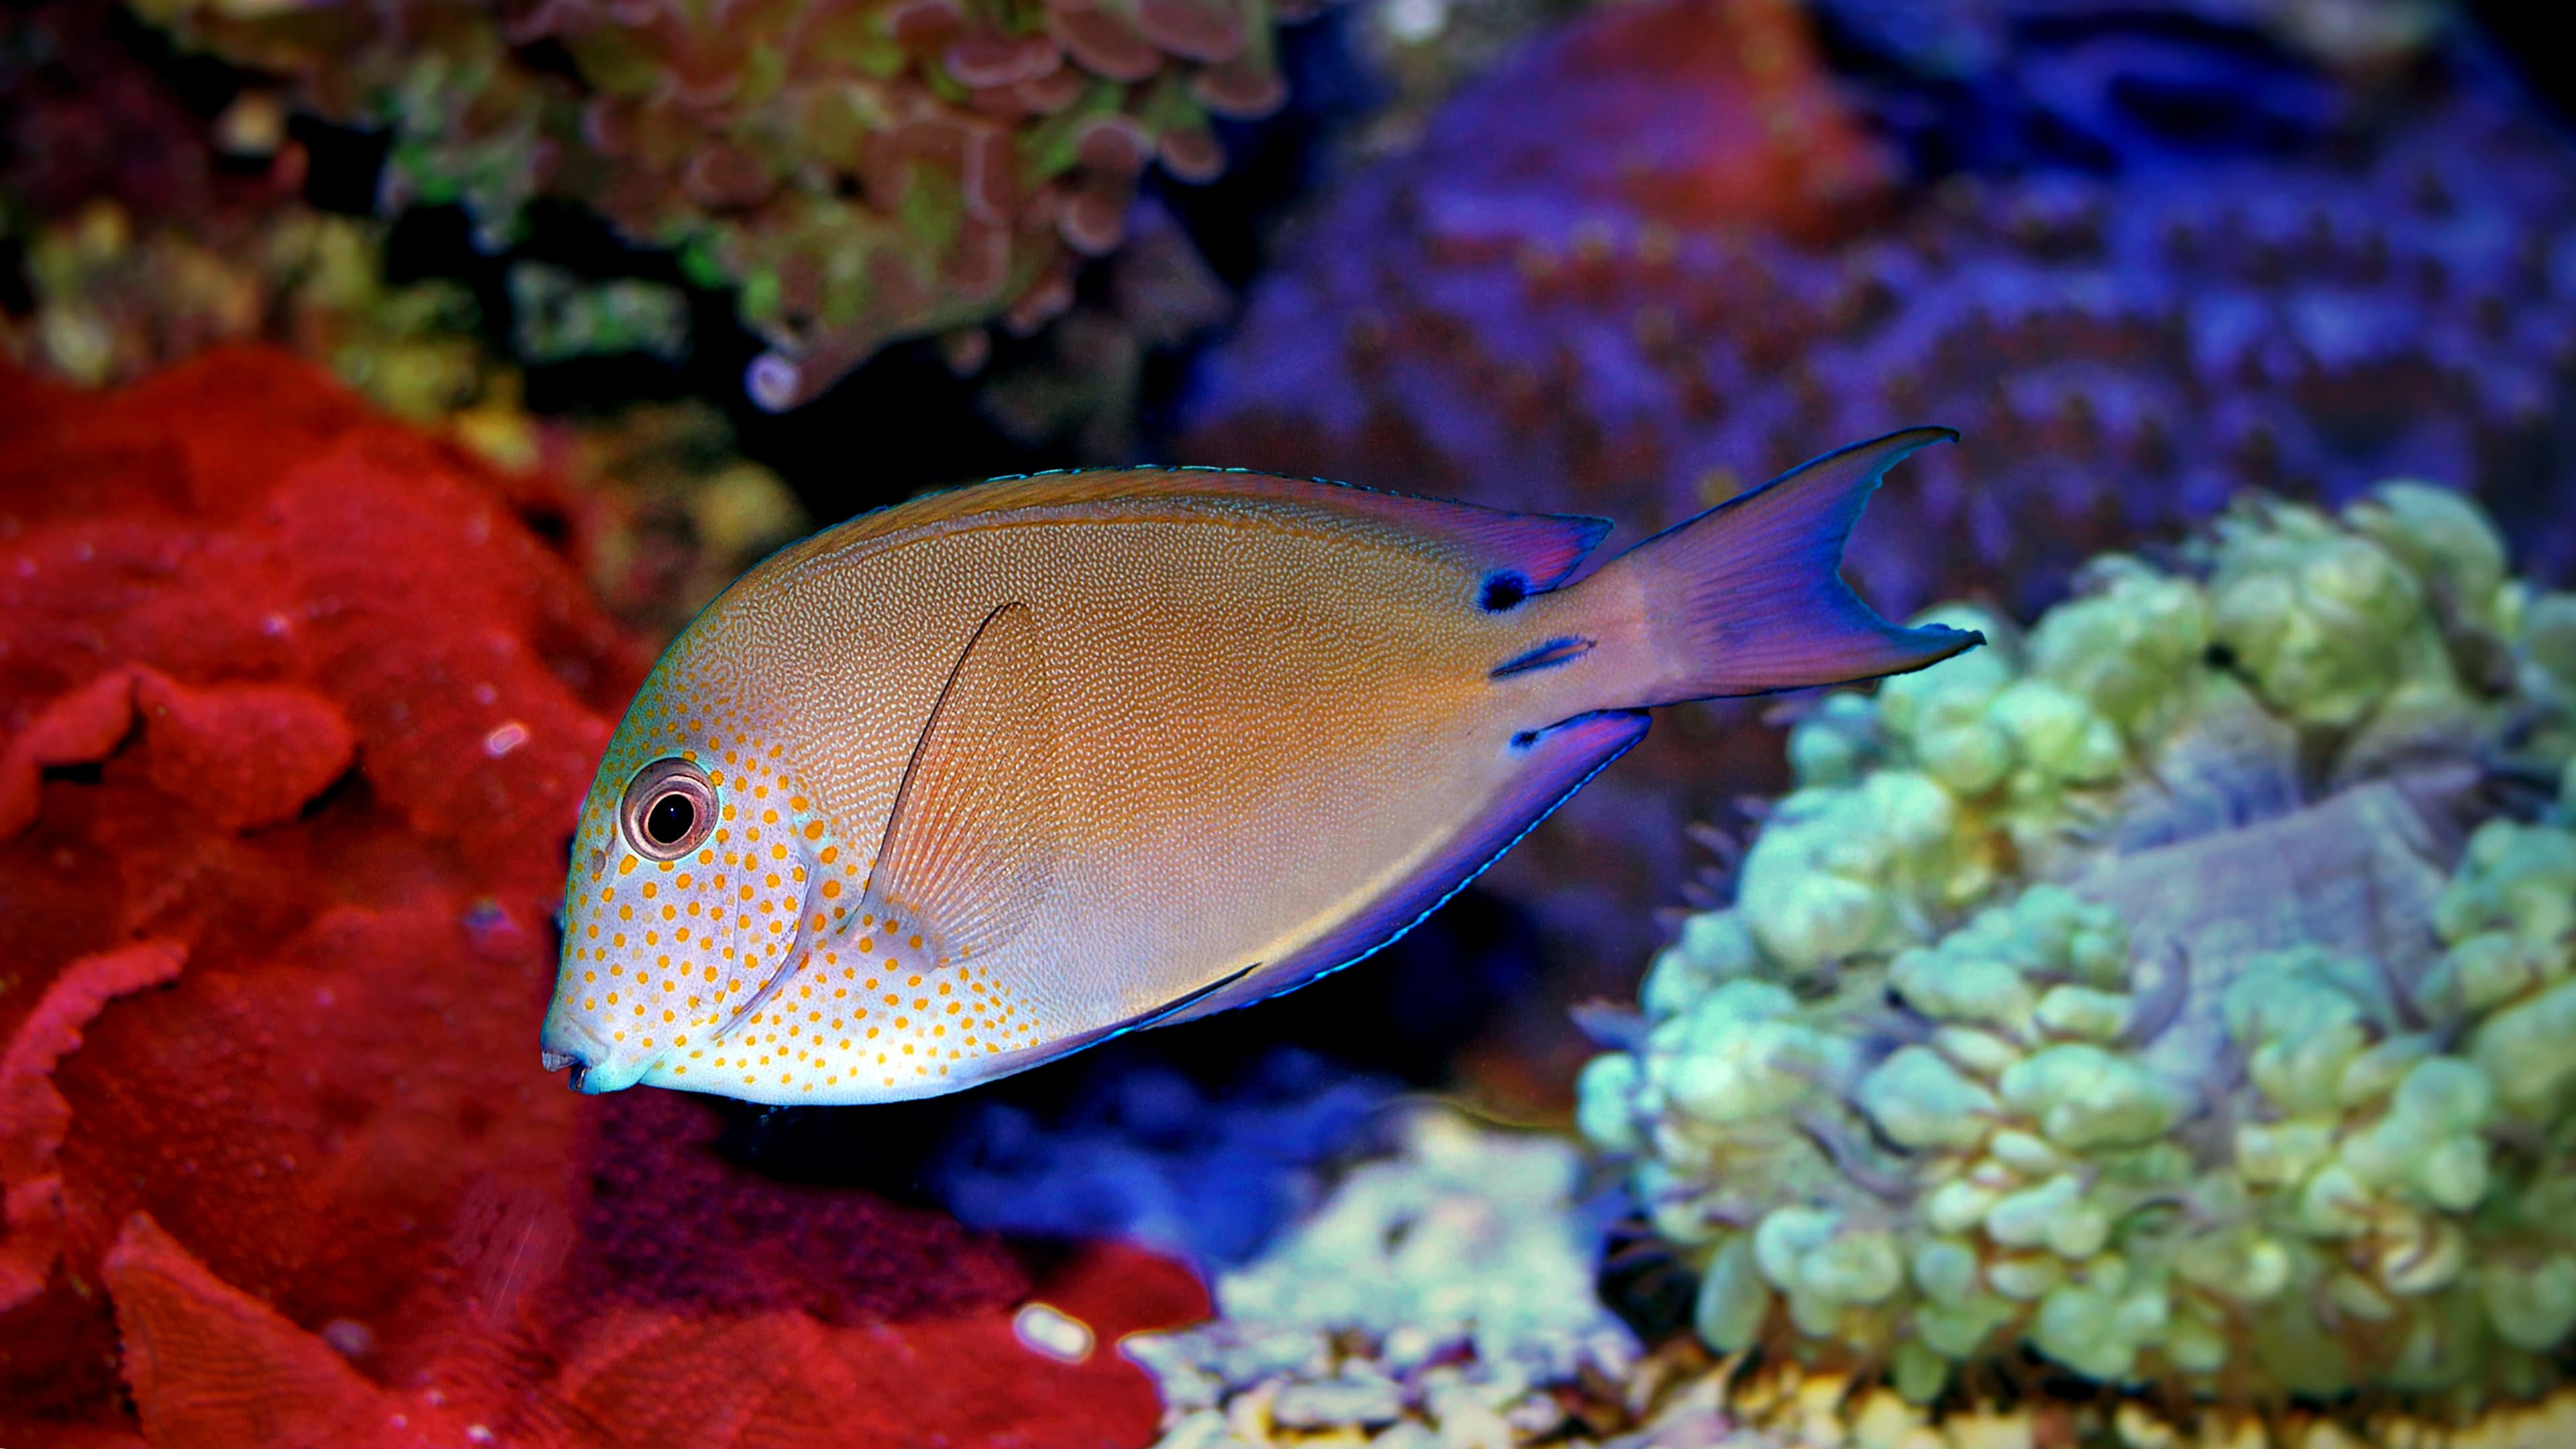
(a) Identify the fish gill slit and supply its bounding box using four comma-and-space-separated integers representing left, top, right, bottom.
709, 866, 828, 1043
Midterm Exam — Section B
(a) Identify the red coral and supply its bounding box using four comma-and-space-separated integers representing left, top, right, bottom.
131, 674, 357, 834
0, 347, 1205, 1443
0, 944, 187, 1313
105, 1212, 474, 1449
0, 0, 304, 225
1450, 0, 1892, 245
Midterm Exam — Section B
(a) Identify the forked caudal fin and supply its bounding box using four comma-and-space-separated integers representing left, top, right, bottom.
1596, 426, 1982, 704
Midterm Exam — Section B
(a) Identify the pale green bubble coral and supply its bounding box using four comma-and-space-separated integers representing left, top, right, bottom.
1576, 486, 2576, 1410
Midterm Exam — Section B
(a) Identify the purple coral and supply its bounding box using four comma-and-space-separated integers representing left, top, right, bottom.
1171, 0, 2576, 996
1181, 14, 2576, 616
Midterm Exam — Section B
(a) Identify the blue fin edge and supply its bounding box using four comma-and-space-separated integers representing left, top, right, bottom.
1157, 708, 1652, 1026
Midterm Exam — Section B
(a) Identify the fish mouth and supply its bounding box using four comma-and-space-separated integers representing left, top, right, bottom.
538, 1019, 639, 1095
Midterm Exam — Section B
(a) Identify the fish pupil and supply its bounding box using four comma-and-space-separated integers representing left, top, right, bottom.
647, 793, 697, 846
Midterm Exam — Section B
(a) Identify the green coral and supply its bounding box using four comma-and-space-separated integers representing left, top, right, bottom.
130, 0, 1304, 407
2204, 498, 2435, 727
1580, 486, 2576, 1408
5, 199, 502, 417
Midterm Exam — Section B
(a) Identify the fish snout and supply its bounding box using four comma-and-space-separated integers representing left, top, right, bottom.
538, 1019, 639, 1095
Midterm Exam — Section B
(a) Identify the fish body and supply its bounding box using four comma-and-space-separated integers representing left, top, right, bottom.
541, 429, 1978, 1104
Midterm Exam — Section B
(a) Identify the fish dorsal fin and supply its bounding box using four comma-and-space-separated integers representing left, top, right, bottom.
796, 470, 1615, 594
865, 601, 1060, 960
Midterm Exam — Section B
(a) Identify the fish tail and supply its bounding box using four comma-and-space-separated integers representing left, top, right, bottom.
1580, 427, 1982, 706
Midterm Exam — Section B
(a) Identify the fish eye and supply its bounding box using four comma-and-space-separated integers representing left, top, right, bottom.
647, 794, 694, 845
619, 758, 716, 861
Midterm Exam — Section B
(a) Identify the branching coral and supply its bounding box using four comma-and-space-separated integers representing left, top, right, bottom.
1577, 484, 2576, 1409
1119, 1105, 2576, 1448
129, 0, 1313, 407
0, 348, 1199, 1446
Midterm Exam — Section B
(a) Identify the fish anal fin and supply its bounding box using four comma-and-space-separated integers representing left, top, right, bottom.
1009, 960, 1259, 1065
1159, 709, 1652, 1026
867, 601, 1059, 961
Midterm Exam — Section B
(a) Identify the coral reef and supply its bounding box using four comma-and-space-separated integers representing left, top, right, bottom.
1, 3, 801, 643
7, 200, 504, 413
0, 0, 303, 241
1190, 0, 2576, 608
2, 198, 804, 643
1184, 0, 2576, 613
1814, 0, 2455, 89
973, 197, 1235, 458
0, 347, 1199, 1446
932, 1046, 1399, 1269
511, 398, 813, 642
1575, 483, 2576, 1409
1126, 1106, 1643, 1448
1124, 1108, 2576, 1447
1, 0, 331, 387
1337, 0, 1597, 172
1174, 0, 2576, 1036
129, 0, 1317, 408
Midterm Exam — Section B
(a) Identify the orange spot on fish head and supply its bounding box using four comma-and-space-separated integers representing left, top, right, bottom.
560, 649, 892, 1104
553, 696, 843, 1091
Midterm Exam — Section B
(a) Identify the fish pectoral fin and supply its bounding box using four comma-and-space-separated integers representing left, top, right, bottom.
865, 600, 1060, 961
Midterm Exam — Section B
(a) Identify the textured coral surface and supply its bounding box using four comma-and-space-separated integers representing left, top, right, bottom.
1128, 1110, 2576, 1448
1578, 484, 2576, 1409
128, 0, 1313, 406
1174, 0, 2576, 1026
1185, 2, 2576, 608
0, 347, 1203, 1445
1128, 1107, 1642, 1448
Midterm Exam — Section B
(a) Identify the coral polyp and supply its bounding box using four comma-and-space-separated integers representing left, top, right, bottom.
129, 0, 1313, 406
1578, 484, 2576, 1407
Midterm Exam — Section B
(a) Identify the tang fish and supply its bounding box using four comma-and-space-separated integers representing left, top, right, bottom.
539, 428, 1979, 1104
